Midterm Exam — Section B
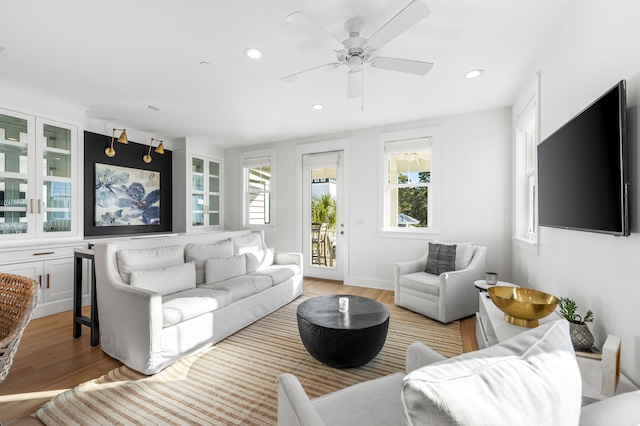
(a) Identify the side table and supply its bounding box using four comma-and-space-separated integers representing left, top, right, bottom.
476, 292, 637, 405
72, 247, 99, 346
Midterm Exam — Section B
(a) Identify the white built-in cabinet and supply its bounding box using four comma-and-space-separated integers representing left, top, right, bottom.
172, 138, 223, 233
0, 107, 78, 240
189, 155, 221, 231
0, 105, 85, 318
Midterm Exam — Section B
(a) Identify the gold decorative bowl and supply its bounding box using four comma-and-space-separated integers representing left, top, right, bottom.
488, 286, 559, 328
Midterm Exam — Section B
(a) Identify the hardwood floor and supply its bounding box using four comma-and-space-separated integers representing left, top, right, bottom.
0, 278, 478, 424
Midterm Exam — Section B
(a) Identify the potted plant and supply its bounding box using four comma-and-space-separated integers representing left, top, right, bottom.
558, 297, 594, 351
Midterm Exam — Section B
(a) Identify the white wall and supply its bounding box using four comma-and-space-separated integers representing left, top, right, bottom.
225, 107, 512, 289
512, 0, 640, 386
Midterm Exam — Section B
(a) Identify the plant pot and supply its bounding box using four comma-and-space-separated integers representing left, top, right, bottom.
569, 322, 594, 351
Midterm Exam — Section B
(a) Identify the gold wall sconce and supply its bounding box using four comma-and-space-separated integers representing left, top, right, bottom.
104, 128, 128, 157
143, 138, 165, 163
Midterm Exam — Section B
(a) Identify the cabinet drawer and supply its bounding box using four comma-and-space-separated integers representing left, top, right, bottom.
0, 245, 80, 265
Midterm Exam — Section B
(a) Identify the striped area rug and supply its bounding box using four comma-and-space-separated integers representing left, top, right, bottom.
36, 294, 462, 425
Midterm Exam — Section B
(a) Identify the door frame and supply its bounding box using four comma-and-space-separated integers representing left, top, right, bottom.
295, 139, 349, 281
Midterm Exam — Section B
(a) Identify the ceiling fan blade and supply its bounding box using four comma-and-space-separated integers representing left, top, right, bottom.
282, 63, 341, 83
286, 12, 345, 52
370, 57, 433, 75
347, 69, 362, 98
366, 0, 431, 51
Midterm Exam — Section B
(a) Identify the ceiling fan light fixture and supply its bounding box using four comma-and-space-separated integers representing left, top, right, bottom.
244, 47, 263, 59
464, 69, 484, 79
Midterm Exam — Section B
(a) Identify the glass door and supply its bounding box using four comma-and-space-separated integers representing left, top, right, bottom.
39, 121, 74, 235
190, 156, 221, 230
302, 152, 344, 280
0, 110, 34, 238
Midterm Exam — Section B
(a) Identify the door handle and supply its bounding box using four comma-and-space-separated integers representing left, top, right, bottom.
30, 199, 34, 214
46, 274, 50, 289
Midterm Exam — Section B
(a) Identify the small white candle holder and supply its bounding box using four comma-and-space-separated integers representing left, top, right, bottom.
339, 297, 349, 313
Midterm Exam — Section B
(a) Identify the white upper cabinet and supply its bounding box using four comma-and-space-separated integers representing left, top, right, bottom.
0, 108, 79, 240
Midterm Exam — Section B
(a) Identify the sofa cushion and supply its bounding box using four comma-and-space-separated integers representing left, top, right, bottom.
232, 232, 264, 255
401, 320, 582, 426
249, 264, 300, 286
116, 244, 184, 284
200, 275, 272, 303
425, 243, 456, 275
185, 240, 234, 284
434, 240, 474, 270
399, 272, 440, 297
130, 262, 196, 296
245, 247, 274, 273
161, 287, 231, 328
205, 254, 247, 284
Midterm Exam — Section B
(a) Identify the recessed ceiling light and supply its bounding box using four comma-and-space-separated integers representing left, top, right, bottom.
0, 47, 5, 54
311, 104, 324, 110
200, 61, 211, 67
464, 69, 484, 79
244, 47, 263, 59
148, 105, 160, 111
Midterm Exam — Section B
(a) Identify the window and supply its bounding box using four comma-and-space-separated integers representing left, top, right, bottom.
242, 150, 274, 227
380, 127, 439, 234
514, 74, 539, 244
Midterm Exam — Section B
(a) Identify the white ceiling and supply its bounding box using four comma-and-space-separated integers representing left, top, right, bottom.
0, 0, 574, 148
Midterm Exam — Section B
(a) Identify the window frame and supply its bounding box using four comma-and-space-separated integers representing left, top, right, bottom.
513, 73, 539, 251
378, 126, 440, 238
241, 149, 275, 229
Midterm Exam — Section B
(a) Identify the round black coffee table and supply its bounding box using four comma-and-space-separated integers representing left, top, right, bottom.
296, 295, 390, 368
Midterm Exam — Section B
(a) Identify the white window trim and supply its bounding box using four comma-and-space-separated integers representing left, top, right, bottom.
513, 73, 539, 253
240, 148, 275, 230
378, 126, 440, 238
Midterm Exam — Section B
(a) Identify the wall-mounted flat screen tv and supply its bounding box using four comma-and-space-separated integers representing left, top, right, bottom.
537, 80, 629, 236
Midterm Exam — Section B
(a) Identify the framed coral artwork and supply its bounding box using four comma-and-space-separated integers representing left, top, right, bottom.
94, 163, 160, 227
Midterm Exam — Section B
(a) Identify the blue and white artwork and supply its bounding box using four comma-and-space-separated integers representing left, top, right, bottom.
95, 164, 160, 226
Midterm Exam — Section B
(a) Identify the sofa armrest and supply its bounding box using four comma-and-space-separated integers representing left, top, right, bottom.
579, 390, 640, 426
405, 341, 447, 373
94, 242, 165, 374
274, 252, 303, 267
277, 373, 326, 426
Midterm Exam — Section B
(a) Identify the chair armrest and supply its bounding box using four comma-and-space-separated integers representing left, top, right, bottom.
395, 252, 429, 276
277, 373, 326, 426
405, 342, 447, 373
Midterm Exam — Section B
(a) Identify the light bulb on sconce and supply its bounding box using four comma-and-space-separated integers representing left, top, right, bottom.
104, 128, 128, 157
143, 138, 165, 163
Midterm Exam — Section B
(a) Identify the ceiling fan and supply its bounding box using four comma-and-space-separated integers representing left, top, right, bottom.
282, 0, 433, 100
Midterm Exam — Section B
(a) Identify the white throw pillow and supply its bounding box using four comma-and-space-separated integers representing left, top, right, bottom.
116, 244, 184, 284
401, 320, 582, 426
185, 240, 234, 284
433, 240, 473, 271
205, 254, 247, 284
232, 232, 264, 255
245, 248, 274, 273
130, 262, 196, 296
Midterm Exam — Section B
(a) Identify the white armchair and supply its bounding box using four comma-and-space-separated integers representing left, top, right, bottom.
394, 244, 486, 323
277, 320, 640, 426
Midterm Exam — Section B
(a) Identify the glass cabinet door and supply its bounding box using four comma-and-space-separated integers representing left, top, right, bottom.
208, 160, 220, 226
41, 123, 73, 233
189, 156, 221, 229
0, 111, 32, 236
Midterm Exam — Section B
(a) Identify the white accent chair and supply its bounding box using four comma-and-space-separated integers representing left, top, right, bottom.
394, 244, 487, 323
277, 320, 640, 426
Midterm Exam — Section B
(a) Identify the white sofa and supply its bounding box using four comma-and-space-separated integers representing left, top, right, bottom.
94, 229, 303, 375
278, 319, 640, 425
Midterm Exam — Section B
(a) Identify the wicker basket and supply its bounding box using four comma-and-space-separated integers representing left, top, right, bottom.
0, 273, 39, 382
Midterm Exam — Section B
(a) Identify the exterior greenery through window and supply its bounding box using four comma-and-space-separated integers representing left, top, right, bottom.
384, 136, 433, 230
311, 193, 336, 229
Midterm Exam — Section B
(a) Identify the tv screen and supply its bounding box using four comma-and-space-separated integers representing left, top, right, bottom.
537, 80, 629, 236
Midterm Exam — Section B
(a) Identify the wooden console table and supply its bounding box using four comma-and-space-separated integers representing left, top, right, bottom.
476, 290, 637, 405
72, 248, 99, 346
